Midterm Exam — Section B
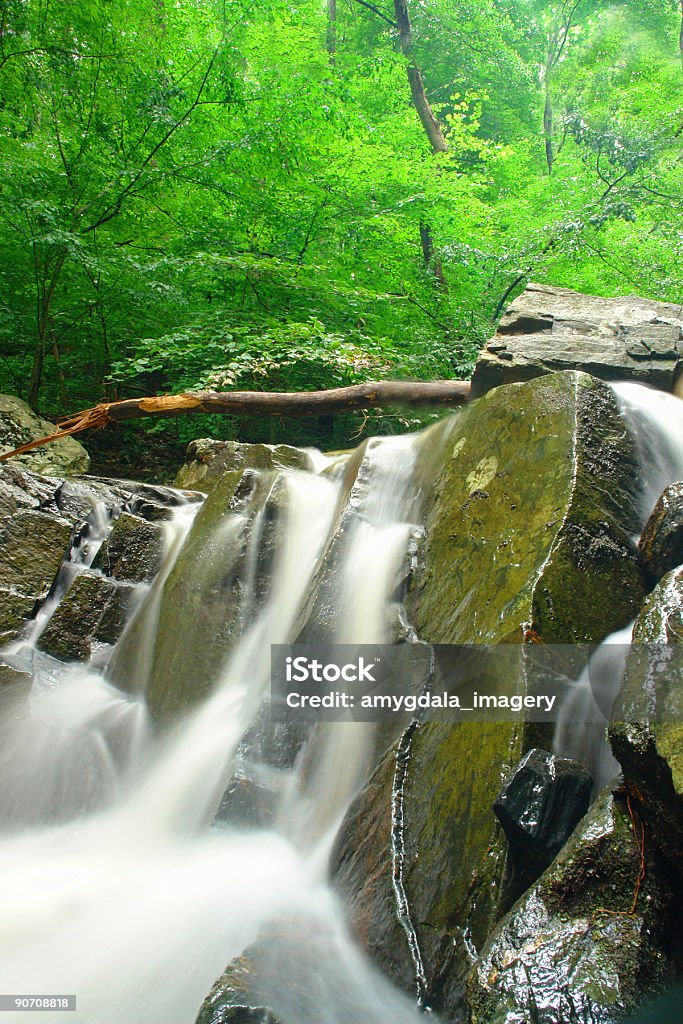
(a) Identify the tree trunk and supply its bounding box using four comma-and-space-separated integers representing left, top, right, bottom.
393, 0, 448, 154
679, 0, 683, 56
327, 0, 337, 66
0, 380, 472, 462
419, 220, 448, 290
544, 90, 553, 175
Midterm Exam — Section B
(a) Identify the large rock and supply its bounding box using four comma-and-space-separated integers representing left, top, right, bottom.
639, 482, 683, 584
38, 570, 138, 661
471, 284, 683, 398
468, 789, 675, 1024
0, 393, 90, 475
609, 565, 683, 874
176, 439, 313, 492
331, 371, 647, 1018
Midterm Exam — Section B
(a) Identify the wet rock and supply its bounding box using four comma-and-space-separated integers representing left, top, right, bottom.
471, 283, 683, 397
468, 789, 676, 1024
0, 589, 38, 645
38, 570, 138, 661
93, 512, 164, 583
0, 510, 72, 597
0, 659, 32, 690
639, 482, 683, 583
332, 372, 647, 1017
111, 466, 284, 718
493, 748, 592, 880
0, 393, 90, 475
609, 565, 683, 874
176, 439, 313, 492
196, 954, 281, 1024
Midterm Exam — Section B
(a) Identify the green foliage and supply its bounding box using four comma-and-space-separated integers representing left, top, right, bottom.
0, 0, 682, 471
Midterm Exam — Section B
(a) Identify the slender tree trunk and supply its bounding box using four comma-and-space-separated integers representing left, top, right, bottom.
28, 325, 45, 410
327, 0, 337, 66
544, 90, 553, 175
393, 0, 448, 154
679, 0, 683, 57
419, 220, 447, 290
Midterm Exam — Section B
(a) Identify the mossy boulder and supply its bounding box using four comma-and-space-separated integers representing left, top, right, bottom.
467, 789, 676, 1024
609, 566, 683, 874
332, 371, 647, 1018
0, 393, 90, 475
175, 439, 312, 492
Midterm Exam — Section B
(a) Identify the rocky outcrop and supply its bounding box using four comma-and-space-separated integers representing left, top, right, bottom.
0, 393, 90, 475
609, 566, 683, 875
0, 463, 201, 650
467, 788, 676, 1024
331, 371, 647, 1018
176, 439, 313, 492
639, 482, 683, 584
471, 284, 683, 398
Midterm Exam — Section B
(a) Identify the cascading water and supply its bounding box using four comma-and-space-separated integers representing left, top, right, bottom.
0, 435, 431, 1024
554, 382, 683, 785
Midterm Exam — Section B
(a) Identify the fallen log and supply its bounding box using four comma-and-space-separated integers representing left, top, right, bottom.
0, 379, 471, 463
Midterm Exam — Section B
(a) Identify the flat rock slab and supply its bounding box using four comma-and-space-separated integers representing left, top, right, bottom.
471, 283, 683, 397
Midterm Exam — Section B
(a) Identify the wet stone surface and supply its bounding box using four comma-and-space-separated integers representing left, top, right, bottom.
639, 481, 683, 584
494, 748, 593, 878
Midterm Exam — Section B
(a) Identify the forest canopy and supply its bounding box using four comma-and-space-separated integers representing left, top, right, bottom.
1, 0, 682, 465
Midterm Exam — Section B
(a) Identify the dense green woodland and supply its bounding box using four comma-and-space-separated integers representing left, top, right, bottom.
1, 0, 682, 471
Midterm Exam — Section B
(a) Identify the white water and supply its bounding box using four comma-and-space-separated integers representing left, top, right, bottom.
554, 382, 683, 786
0, 436, 428, 1024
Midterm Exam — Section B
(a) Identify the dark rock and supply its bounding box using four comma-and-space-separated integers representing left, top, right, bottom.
468, 789, 676, 1024
471, 283, 683, 397
38, 570, 138, 661
93, 511, 164, 583
609, 565, 683, 874
0, 393, 90, 475
639, 482, 683, 583
0, 589, 38, 645
0, 659, 32, 690
332, 372, 647, 1018
196, 953, 281, 1024
493, 748, 592, 879
176, 439, 313, 493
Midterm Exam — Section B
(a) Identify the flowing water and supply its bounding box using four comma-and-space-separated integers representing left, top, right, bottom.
0, 435, 431, 1024
2, 382, 683, 1024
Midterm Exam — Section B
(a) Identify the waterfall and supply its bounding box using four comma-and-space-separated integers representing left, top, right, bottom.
554, 382, 683, 786
0, 435, 430, 1024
